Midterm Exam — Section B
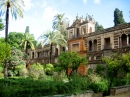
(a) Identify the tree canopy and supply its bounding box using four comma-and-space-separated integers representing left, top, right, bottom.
0, 42, 11, 62
103, 53, 130, 87
8, 32, 24, 49
52, 13, 69, 45
95, 22, 104, 31
58, 51, 87, 76
20, 26, 35, 53
114, 8, 125, 26
38, 30, 67, 63
52, 13, 69, 30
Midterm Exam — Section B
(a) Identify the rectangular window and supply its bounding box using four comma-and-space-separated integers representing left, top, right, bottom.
72, 43, 80, 51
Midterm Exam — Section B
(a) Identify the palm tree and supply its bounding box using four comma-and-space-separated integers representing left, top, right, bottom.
0, 0, 24, 43
0, 0, 24, 78
20, 26, 35, 54
52, 13, 69, 46
38, 30, 67, 63
52, 13, 69, 30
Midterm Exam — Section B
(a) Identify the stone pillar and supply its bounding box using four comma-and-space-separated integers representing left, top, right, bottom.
119, 37, 122, 47
127, 35, 129, 46
92, 40, 94, 51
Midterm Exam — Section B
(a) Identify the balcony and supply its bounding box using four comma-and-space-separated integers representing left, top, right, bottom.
69, 35, 81, 40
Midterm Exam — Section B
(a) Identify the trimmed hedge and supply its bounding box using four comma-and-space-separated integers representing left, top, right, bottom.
0, 77, 89, 97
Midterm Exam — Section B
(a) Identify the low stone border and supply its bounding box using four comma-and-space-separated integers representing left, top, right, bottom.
110, 85, 130, 95
40, 90, 94, 97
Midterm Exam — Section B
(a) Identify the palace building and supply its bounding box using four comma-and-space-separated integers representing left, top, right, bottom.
86, 23, 130, 68
27, 14, 130, 70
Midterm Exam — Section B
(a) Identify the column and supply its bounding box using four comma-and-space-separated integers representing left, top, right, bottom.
127, 35, 129, 46
92, 40, 94, 51
119, 37, 122, 47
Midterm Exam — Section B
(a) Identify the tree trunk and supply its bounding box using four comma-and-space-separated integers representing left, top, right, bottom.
25, 43, 28, 54
50, 43, 52, 63
4, 5, 10, 78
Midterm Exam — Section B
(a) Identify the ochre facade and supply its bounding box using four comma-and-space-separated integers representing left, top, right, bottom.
67, 14, 95, 57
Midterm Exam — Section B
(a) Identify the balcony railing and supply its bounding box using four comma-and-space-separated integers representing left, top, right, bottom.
69, 35, 81, 39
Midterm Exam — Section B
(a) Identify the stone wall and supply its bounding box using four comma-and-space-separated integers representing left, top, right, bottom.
110, 85, 130, 95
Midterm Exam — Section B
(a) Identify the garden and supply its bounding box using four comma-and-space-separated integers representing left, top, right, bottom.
0, 1, 130, 97
0, 47, 130, 97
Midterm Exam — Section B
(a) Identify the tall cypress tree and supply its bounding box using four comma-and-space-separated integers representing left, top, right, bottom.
114, 8, 125, 26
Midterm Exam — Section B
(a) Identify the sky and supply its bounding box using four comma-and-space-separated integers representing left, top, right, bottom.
0, 0, 130, 39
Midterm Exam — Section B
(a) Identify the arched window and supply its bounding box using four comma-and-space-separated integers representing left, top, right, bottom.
89, 41, 92, 51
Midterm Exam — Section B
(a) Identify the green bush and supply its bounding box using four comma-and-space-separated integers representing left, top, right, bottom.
28, 63, 46, 80
0, 72, 4, 78
44, 63, 54, 75
126, 73, 130, 84
95, 64, 106, 77
111, 77, 127, 87
0, 66, 3, 72
88, 80, 108, 93
0, 75, 91, 97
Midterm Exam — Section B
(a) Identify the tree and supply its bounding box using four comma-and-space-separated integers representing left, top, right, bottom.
103, 53, 130, 90
0, 41, 11, 63
0, 18, 4, 31
8, 47, 26, 76
95, 22, 104, 31
52, 13, 69, 30
38, 30, 67, 63
0, 0, 24, 78
58, 51, 87, 76
103, 54, 123, 87
8, 32, 24, 49
114, 8, 125, 26
20, 26, 35, 53
52, 13, 69, 44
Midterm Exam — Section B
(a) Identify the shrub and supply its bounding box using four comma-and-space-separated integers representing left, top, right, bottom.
44, 63, 54, 75
126, 73, 130, 84
88, 73, 101, 83
88, 80, 108, 93
0, 72, 4, 78
95, 64, 106, 77
28, 63, 45, 80
19, 67, 28, 78
53, 70, 68, 82
0, 75, 91, 97
0, 66, 3, 72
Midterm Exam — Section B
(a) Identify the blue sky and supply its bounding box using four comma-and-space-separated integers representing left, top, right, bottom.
0, 0, 130, 39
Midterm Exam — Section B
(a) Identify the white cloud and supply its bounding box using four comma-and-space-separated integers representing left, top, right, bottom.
83, 0, 88, 4
43, 7, 59, 22
23, 0, 34, 11
83, 0, 101, 4
93, 0, 101, 4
